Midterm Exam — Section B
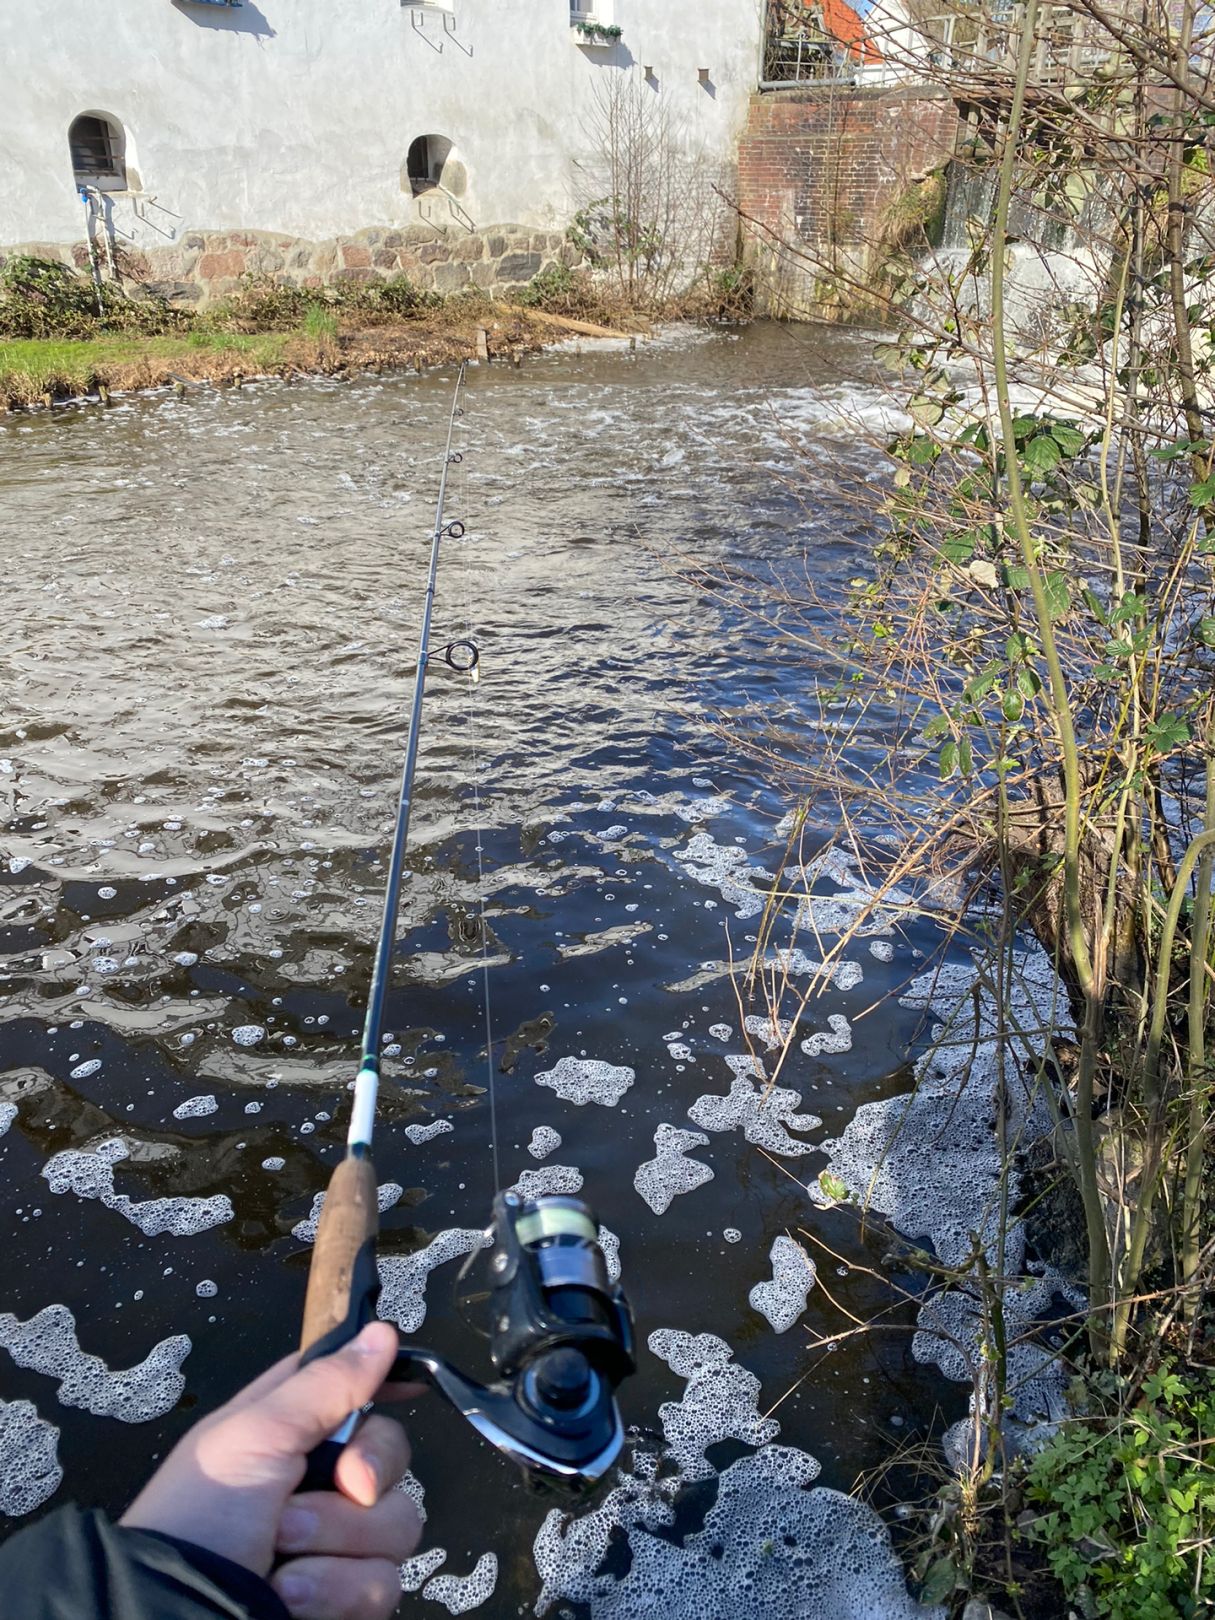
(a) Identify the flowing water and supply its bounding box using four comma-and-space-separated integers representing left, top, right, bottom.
0, 323, 963, 1614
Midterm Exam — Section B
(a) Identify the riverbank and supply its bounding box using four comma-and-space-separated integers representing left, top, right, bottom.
0, 299, 650, 411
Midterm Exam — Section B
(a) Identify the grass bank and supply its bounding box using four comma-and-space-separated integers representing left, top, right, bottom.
0, 301, 641, 411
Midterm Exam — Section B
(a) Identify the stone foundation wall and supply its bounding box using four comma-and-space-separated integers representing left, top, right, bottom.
738, 86, 959, 317
0, 221, 581, 307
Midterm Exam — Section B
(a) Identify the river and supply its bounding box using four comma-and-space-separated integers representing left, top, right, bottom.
0, 322, 961, 1615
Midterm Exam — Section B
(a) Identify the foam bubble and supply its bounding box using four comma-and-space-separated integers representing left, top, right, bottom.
688, 1072, 820, 1156
42, 1141, 233, 1237
743, 1013, 796, 1051
401, 1547, 447, 1592
69, 1059, 102, 1081
769, 949, 864, 991
800, 1014, 852, 1057
196, 1280, 218, 1299
750, 1236, 817, 1332
404, 1119, 453, 1146
172, 1095, 218, 1120
648, 1329, 781, 1479
598, 1225, 621, 1283
709, 1023, 732, 1042
0, 1304, 189, 1421
678, 831, 769, 919
527, 1126, 562, 1160
231, 1024, 266, 1047
723, 1227, 741, 1243
293, 1182, 403, 1244
261, 1156, 285, 1171
507, 1164, 585, 1200
869, 939, 895, 962
423, 1552, 497, 1613
97, 886, 117, 900
0, 1102, 15, 1137
377, 1228, 489, 1334
533, 1443, 938, 1619
0, 1399, 61, 1517
633, 1125, 713, 1215
534, 1057, 634, 1108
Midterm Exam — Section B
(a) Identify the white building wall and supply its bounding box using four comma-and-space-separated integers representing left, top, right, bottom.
0, 0, 763, 253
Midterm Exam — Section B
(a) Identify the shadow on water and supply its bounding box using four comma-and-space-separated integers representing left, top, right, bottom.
0, 324, 962, 1610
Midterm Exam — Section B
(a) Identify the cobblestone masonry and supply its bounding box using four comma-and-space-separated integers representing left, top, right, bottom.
0, 222, 582, 307
738, 86, 960, 317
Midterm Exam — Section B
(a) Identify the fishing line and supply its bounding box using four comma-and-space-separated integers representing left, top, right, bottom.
455, 400, 502, 1196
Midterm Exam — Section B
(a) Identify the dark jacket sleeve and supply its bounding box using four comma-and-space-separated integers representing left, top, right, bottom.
0, 1504, 291, 1620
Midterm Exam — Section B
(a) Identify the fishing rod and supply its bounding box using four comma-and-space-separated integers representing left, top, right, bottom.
298, 363, 635, 1494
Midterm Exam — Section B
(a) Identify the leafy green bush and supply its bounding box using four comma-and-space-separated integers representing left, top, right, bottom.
1024, 1365, 1215, 1619
301, 304, 338, 342
514, 263, 576, 309
0, 255, 186, 339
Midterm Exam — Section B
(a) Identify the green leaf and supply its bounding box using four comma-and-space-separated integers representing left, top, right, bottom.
1189, 473, 1215, 507
1196, 617, 1215, 647
908, 393, 945, 428
938, 740, 957, 779
1145, 714, 1191, 752
1003, 690, 1024, 722
958, 736, 973, 775
1050, 422, 1089, 456
919, 1559, 958, 1604
965, 663, 1002, 702
1016, 666, 1042, 699
817, 1171, 849, 1204
941, 530, 977, 562
1023, 432, 1063, 475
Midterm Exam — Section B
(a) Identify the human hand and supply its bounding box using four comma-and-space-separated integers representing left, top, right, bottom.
121, 1321, 422, 1620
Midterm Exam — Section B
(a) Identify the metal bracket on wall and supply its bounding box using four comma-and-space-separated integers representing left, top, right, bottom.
443, 12, 473, 55
409, 8, 444, 51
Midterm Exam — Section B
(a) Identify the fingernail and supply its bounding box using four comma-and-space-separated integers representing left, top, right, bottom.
278, 1506, 319, 1552
278, 1572, 315, 1609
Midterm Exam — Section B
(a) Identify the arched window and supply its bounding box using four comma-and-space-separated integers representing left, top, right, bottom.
69, 113, 128, 191
404, 134, 466, 197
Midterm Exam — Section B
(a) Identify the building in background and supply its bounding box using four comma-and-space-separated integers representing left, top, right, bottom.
0, 0, 764, 303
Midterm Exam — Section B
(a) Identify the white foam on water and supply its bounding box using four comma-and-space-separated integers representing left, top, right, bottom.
261, 1156, 285, 1171
423, 1552, 498, 1613
0, 1399, 61, 1517
527, 1126, 562, 1160
404, 1119, 453, 1146
677, 831, 770, 920
534, 1443, 941, 1620
69, 1059, 102, 1081
800, 1014, 853, 1058
172, 1095, 218, 1120
649, 1329, 781, 1479
293, 1181, 403, 1244
749, 1236, 817, 1333
688, 1073, 820, 1156
674, 794, 732, 823
42, 1140, 233, 1237
743, 1013, 796, 1051
0, 1304, 189, 1422
0, 1102, 15, 1137
401, 1547, 446, 1593
231, 1024, 266, 1047
823, 942, 1076, 1454
633, 1125, 713, 1215
769, 949, 864, 991
507, 1164, 585, 1199
708, 1023, 732, 1042
869, 940, 895, 962
598, 1225, 621, 1283
723, 1228, 741, 1243
534, 1057, 634, 1107
666, 1042, 694, 1063
377, 1228, 489, 1334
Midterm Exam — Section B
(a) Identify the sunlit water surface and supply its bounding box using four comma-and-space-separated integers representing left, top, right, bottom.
0, 324, 962, 1614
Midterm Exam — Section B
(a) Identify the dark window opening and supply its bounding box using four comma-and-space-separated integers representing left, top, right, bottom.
406, 134, 455, 195
70, 114, 127, 189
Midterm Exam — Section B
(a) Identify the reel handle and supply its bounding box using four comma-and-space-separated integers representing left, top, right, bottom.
297, 1150, 382, 1491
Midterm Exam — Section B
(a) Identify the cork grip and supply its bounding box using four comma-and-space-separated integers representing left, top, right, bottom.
300, 1152, 380, 1358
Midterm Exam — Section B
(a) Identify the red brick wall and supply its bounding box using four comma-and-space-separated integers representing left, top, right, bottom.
738, 85, 959, 316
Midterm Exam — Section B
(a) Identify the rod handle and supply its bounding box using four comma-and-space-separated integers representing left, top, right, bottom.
300, 1151, 381, 1358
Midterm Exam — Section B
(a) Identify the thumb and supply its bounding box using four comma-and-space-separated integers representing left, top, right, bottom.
239, 1322, 400, 1459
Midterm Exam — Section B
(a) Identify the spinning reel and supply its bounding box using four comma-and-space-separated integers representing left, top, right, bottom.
397, 1193, 635, 1489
